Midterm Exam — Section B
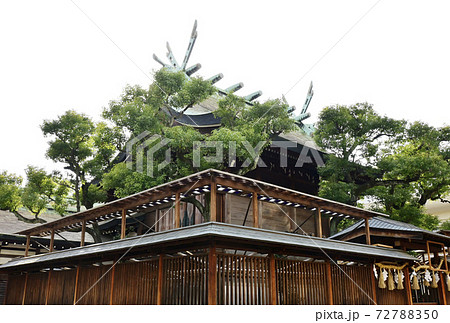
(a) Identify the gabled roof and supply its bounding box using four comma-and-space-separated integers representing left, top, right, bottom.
330, 216, 450, 243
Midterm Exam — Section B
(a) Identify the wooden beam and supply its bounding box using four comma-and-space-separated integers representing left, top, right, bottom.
80, 220, 86, 247
210, 179, 217, 222
370, 265, 378, 305
439, 272, 447, 305
317, 208, 322, 238
157, 254, 163, 305
121, 209, 126, 239
269, 254, 277, 305
175, 192, 181, 228
208, 245, 217, 305
252, 192, 259, 228
49, 229, 55, 252
24, 235, 30, 257
109, 264, 116, 305
404, 267, 413, 305
73, 266, 80, 305
326, 262, 333, 305
365, 218, 371, 245
21, 273, 28, 305
45, 270, 52, 305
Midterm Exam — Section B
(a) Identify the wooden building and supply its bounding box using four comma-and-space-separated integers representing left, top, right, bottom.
2, 169, 446, 305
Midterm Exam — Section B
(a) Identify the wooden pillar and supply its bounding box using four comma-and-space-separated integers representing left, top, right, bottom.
439, 272, 447, 305
326, 262, 333, 305
73, 266, 80, 305
121, 209, 127, 239
25, 235, 30, 257
49, 229, 55, 252
157, 254, 164, 305
109, 264, 116, 305
45, 270, 52, 305
269, 254, 277, 305
316, 207, 322, 238
210, 179, 217, 222
404, 267, 413, 305
365, 218, 371, 245
370, 265, 378, 305
21, 273, 28, 305
252, 192, 259, 228
175, 192, 181, 228
80, 220, 86, 247
208, 245, 217, 305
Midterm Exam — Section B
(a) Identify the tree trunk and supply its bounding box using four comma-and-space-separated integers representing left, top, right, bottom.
12, 210, 46, 224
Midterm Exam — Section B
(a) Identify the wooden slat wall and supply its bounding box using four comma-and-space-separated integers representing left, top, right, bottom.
276, 259, 328, 305
377, 286, 408, 305
24, 272, 48, 305
112, 260, 158, 305
162, 254, 208, 305
75, 265, 112, 305
217, 254, 270, 305
4, 274, 25, 305
46, 269, 76, 305
331, 264, 375, 305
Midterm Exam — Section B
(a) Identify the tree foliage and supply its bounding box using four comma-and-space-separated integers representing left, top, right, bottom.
314, 103, 449, 230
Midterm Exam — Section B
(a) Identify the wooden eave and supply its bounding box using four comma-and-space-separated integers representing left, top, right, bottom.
16, 169, 389, 238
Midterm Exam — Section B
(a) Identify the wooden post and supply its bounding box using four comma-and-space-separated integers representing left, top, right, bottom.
326, 262, 333, 305
121, 209, 127, 239
439, 272, 447, 305
21, 273, 28, 305
365, 218, 371, 245
175, 192, 181, 228
316, 208, 322, 238
25, 235, 30, 257
45, 270, 52, 305
370, 265, 378, 305
269, 254, 277, 305
109, 264, 116, 305
208, 245, 217, 305
73, 266, 80, 305
80, 220, 86, 247
210, 179, 217, 222
252, 192, 259, 228
157, 254, 164, 305
49, 229, 55, 252
404, 267, 413, 305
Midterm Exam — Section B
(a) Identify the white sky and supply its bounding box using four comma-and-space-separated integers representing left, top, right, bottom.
1, 0, 449, 179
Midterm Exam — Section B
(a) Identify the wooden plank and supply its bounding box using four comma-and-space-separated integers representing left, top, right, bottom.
21, 273, 28, 305
326, 262, 333, 305
121, 209, 127, 239
252, 192, 259, 228
175, 192, 180, 228
365, 218, 371, 245
269, 254, 276, 305
49, 229, 55, 252
210, 179, 217, 222
404, 267, 413, 305
45, 270, 52, 305
80, 220, 86, 247
109, 263, 116, 305
73, 266, 80, 305
208, 246, 217, 305
157, 254, 163, 305
25, 235, 30, 257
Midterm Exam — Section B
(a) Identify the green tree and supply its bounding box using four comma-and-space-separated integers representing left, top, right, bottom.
0, 170, 22, 212
314, 103, 449, 230
102, 69, 295, 221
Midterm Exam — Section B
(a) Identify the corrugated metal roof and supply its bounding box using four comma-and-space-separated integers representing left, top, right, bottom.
0, 222, 417, 270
